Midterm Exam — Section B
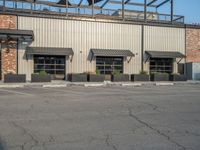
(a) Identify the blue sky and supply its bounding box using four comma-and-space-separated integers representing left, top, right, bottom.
159, 0, 200, 24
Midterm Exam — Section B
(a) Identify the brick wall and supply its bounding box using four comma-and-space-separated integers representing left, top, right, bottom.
0, 15, 16, 29
186, 28, 200, 63
0, 15, 17, 80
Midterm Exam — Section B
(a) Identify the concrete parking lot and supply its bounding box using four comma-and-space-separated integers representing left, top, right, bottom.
0, 84, 200, 150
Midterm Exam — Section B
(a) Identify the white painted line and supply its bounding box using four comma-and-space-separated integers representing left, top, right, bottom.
121, 83, 142, 87
42, 84, 67, 88
84, 83, 104, 87
155, 83, 174, 86
0, 88, 33, 96
0, 85, 24, 88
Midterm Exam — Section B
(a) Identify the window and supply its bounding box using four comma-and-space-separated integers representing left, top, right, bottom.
96, 57, 123, 74
150, 58, 173, 74
34, 55, 65, 79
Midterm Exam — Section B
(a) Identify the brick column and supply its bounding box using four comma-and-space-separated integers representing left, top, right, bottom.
186, 28, 200, 62
0, 14, 17, 80
1, 41, 17, 80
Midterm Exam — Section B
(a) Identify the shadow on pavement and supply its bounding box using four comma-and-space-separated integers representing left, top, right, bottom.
0, 138, 5, 150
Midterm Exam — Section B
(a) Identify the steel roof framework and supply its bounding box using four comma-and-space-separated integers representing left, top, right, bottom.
0, 0, 184, 24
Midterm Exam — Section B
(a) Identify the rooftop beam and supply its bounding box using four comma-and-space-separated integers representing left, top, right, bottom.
109, 1, 157, 7
147, 0, 157, 6
144, 0, 147, 22
156, 0, 170, 8
171, 0, 173, 22
100, 0, 110, 8
78, 0, 84, 6
127, 2, 156, 7
124, 0, 131, 4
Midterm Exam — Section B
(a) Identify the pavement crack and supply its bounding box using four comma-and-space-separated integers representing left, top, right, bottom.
9, 121, 39, 149
128, 108, 187, 150
105, 134, 118, 150
142, 102, 161, 112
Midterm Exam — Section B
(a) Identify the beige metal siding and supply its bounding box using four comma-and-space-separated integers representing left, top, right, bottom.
18, 16, 142, 78
144, 26, 185, 73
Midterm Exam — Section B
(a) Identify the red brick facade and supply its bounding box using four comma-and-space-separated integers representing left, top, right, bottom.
0, 15, 17, 80
186, 28, 200, 63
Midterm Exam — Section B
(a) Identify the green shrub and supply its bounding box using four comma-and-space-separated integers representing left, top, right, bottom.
39, 71, 48, 75
112, 70, 121, 75
96, 69, 101, 75
139, 70, 148, 75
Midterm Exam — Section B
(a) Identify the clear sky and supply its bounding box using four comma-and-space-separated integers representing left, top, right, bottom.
161, 0, 200, 24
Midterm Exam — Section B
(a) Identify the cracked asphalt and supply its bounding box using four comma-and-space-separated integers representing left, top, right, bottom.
0, 84, 200, 150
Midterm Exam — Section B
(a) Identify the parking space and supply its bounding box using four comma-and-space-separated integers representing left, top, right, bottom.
0, 85, 200, 150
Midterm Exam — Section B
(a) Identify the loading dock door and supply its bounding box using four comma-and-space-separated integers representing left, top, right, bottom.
34, 55, 65, 80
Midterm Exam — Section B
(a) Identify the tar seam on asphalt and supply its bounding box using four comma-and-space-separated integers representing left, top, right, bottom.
128, 108, 187, 150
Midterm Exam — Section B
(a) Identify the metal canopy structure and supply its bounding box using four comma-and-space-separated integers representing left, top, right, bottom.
145, 51, 185, 58
0, 0, 184, 24
145, 50, 185, 63
26, 47, 74, 56
0, 29, 34, 42
90, 49, 134, 62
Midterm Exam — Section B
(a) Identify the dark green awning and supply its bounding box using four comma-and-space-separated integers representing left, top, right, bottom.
145, 51, 185, 58
26, 47, 74, 56
0, 29, 34, 41
91, 49, 134, 57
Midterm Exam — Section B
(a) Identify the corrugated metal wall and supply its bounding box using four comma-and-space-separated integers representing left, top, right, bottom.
18, 16, 142, 80
143, 26, 185, 72
17, 16, 186, 80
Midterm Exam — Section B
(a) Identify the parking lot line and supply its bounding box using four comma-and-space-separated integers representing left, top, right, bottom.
0, 88, 33, 96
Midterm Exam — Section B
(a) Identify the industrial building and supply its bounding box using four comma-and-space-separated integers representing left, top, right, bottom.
0, 0, 200, 81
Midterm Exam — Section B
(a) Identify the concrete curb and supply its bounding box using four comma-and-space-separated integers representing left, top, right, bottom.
121, 83, 142, 87
0, 81, 200, 89
84, 83, 105, 87
42, 84, 67, 88
0, 84, 24, 88
155, 83, 174, 86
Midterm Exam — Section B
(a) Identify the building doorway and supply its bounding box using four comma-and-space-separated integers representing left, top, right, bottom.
34, 55, 65, 80
150, 58, 173, 74
96, 56, 123, 80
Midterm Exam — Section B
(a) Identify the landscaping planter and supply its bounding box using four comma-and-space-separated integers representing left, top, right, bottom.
4, 74, 26, 83
88, 74, 105, 82
31, 74, 51, 82
150, 74, 169, 81
131, 74, 149, 81
111, 74, 129, 82
169, 75, 187, 81
67, 74, 87, 82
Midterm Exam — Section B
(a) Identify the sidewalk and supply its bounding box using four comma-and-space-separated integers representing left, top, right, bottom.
0, 80, 200, 88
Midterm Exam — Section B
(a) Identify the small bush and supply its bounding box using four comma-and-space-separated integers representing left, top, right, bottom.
39, 71, 48, 75
112, 70, 121, 75
139, 70, 148, 75
96, 69, 101, 75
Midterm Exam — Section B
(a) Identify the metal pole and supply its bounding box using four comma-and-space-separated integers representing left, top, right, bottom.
66, 0, 68, 16
122, 0, 124, 20
171, 0, 174, 22
3, 0, 5, 11
92, 0, 94, 18
144, 0, 147, 22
